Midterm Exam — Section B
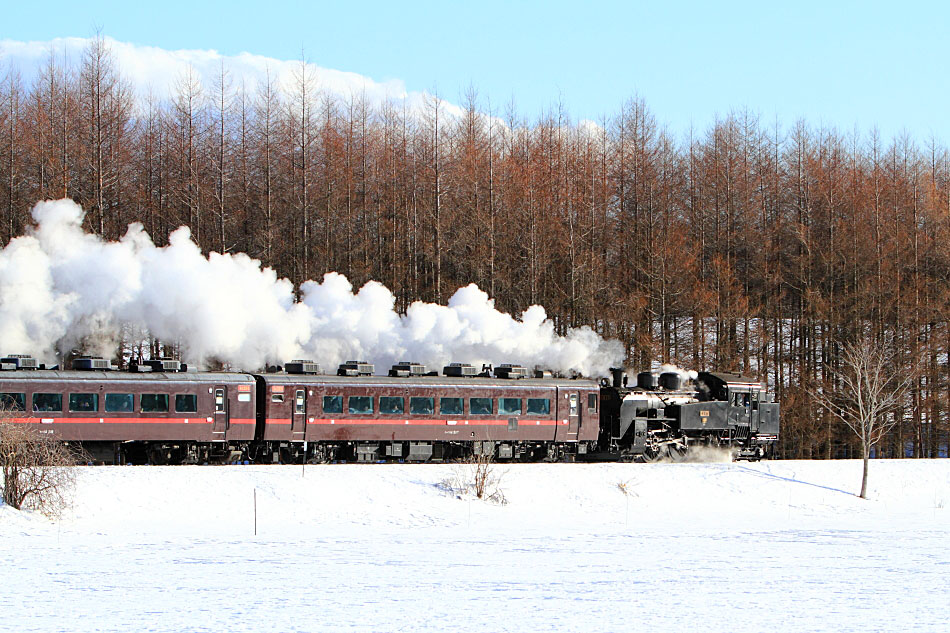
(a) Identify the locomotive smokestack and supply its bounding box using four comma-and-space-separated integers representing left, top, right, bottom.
610, 367, 625, 388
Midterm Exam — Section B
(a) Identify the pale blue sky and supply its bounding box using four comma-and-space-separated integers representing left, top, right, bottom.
3, 0, 948, 141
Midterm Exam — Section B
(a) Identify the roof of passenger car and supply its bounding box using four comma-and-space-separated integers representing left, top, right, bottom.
0, 370, 255, 384
257, 373, 599, 389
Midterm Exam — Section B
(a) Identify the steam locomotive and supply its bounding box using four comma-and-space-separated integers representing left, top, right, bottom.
0, 354, 779, 464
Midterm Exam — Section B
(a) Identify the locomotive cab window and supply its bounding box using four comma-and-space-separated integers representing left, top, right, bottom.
409, 397, 434, 415
348, 396, 373, 414
294, 390, 306, 414
69, 393, 99, 412
323, 395, 343, 414
470, 397, 492, 415
499, 398, 522, 415
0, 392, 25, 411
588, 393, 598, 412
141, 394, 169, 413
440, 398, 463, 416
33, 393, 62, 412
175, 394, 198, 413
379, 396, 405, 415
105, 393, 134, 413
526, 398, 550, 416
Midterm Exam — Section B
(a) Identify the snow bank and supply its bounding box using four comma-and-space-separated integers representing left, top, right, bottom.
2, 460, 948, 632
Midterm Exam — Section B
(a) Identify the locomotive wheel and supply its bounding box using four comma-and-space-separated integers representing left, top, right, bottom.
667, 444, 688, 462
642, 448, 662, 463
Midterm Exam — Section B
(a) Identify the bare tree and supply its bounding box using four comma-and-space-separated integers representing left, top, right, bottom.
211, 60, 232, 254
79, 33, 133, 237
171, 64, 205, 246
445, 443, 507, 504
812, 336, 918, 498
0, 418, 80, 518
253, 67, 281, 265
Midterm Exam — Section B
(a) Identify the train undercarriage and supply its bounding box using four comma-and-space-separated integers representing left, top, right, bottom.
73, 439, 602, 465
73, 434, 771, 465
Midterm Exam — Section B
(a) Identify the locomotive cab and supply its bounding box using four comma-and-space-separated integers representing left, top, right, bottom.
680, 372, 779, 459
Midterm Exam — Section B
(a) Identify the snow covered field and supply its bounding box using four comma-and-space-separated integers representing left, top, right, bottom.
2, 460, 948, 633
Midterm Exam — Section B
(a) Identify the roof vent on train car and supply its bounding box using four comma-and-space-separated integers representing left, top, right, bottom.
494, 363, 528, 379
443, 362, 478, 377
389, 361, 427, 377
286, 360, 322, 375
337, 360, 374, 376
72, 357, 115, 371
1, 355, 39, 370
148, 359, 182, 372
128, 359, 184, 372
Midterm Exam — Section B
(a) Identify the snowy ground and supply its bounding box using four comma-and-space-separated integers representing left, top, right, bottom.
1, 459, 948, 633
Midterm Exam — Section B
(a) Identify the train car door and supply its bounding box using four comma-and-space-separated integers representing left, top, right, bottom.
555, 389, 580, 441
291, 387, 307, 436
212, 385, 229, 434
748, 391, 759, 432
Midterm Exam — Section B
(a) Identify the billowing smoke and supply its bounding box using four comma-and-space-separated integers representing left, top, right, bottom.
657, 364, 698, 382
0, 200, 623, 376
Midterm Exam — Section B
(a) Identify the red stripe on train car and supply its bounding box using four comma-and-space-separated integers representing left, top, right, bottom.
8, 417, 256, 425
303, 418, 564, 426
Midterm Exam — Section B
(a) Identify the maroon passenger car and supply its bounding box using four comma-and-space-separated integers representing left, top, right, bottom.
0, 357, 255, 464
255, 362, 600, 462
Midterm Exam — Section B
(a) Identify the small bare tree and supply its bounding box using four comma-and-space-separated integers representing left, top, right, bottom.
0, 419, 80, 518
469, 446, 498, 501
812, 336, 917, 499
441, 442, 507, 504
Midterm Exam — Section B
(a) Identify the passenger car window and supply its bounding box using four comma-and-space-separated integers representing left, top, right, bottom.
409, 397, 434, 415
379, 396, 405, 414
588, 393, 598, 412
105, 393, 134, 413
33, 393, 62, 412
214, 389, 226, 413
469, 397, 492, 415
323, 395, 343, 414
175, 394, 198, 413
294, 390, 306, 414
526, 398, 550, 416
69, 393, 99, 412
271, 393, 285, 403
440, 398, 463, 415
141, 394, 169, 413
0, 392, 25, 411
499, 398, 522, 415
569, 394, 578, 416
348, 396, 373, 414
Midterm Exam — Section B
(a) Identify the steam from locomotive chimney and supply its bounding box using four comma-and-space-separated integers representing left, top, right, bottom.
0, 200, 623, 376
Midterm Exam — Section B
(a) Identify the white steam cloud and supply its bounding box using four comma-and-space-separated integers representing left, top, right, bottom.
657, 364, 698, 382
0, 200, 622, 376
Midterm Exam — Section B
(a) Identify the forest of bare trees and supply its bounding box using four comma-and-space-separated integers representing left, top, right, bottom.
2, 39, 949, 460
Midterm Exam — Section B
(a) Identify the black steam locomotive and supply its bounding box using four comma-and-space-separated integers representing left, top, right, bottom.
598, 369, 780, 461
0, 354, 779, 464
